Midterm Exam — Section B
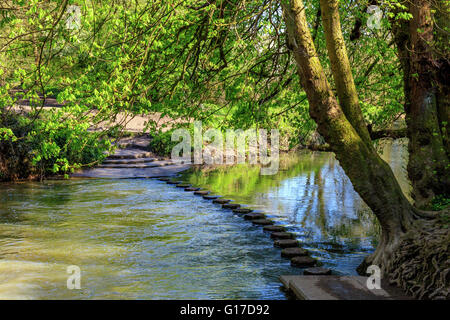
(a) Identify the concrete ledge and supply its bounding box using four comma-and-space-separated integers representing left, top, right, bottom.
280, 275, 411, 300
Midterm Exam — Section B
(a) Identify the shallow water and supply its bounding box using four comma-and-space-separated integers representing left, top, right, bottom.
183, 139, 410, 276
0, 139, 409, 299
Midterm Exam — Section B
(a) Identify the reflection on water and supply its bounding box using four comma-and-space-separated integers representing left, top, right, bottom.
0, 139, 409, 299
183, 138, 410, 275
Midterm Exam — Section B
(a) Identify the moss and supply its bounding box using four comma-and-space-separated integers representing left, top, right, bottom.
0, 112, 111, 181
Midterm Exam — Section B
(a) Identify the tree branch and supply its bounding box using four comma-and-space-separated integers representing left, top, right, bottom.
369, 127, 407, 140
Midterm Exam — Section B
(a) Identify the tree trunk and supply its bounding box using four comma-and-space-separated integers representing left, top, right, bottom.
281, 0, 420, 272
282, 0, 448, 298
392, 0, 450, 208
434, 0, 450, 158
319, 0, 372, 145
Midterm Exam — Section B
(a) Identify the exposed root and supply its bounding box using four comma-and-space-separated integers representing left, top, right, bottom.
412, 207, 448, 219
386, 222, 450, 299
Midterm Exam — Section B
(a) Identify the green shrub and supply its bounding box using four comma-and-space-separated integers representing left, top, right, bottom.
147, 130, 178, 157
0, 110, 112, 181
431, 195, 450, 211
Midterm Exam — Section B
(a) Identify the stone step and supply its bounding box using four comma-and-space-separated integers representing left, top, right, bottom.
291, 256, 317, 268
203, 195, 221, 200
252, 219, 274, 226
270, 232, 294, 240
274, 239, 299, 248
222, 203, 241, 209
212, 198, 230, 204
98, 161, 174, 169
244, 212, 266, 220
72, 163, 191, 179
116, 143, 148, 150
106, 149, 154, 159
303, 267, 332, 276
281, 247, 309, 258
103, 157, 159, 164
185, 187, 200, 191
194, 190, 210, 195
233, 208, 253, 214
113, 135, 150, 150
279, 276, 412, 300
175, 183, 191, 188
263, 225, 286, 232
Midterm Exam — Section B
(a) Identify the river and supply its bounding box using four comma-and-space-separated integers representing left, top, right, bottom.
0, 139, 409, 299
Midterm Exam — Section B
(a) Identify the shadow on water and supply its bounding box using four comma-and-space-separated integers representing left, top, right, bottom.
0, 139, 409, 299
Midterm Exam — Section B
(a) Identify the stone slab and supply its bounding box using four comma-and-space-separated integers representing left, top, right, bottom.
107, 149, 154, 159
263, 225, 286, 232
103, 157, 157, 164
98, 161, 172, 169
303, 267, 332, 276
194, 190, 210, 195
71, 164, 191, 179
212, 199, 231, 204
222, 203, 241, 209
279, 275, 411, 300
252, 219, 274, 226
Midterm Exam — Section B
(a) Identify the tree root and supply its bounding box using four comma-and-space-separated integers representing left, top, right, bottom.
386, 222, 449, 299
412, 207, 448, 219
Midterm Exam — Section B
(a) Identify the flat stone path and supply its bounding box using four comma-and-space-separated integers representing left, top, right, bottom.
72, 136, 190, 178
280, 275, 411, 300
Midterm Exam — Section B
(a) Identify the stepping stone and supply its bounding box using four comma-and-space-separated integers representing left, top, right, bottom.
252, 219, 274, 226
303, 267, 332, 276
167, 181, 180, 184
233, 208, 253, 214
176, 183, 191, 188
222, 203, 241, 209
243, 213, 266, 220
103, 158, 156, 165
291, 256, 317, 268
98, 164, 163, 169
185, 187, 200, 191
274, 239, 299, 248
194, 190, 210, 195
263, 225, 286, 232
203, 195, 220, 200
279, 275, 412, 300
281, 247, 309, 258
213, 199, 230, 204
107, 151, 153, 159
270, 232, 294, 240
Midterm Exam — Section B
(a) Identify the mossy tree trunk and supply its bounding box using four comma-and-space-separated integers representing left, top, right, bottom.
434, 0, 450, 157
319, 0, 372, 146
281, 0, 448, 298
392, 0, 449, 208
